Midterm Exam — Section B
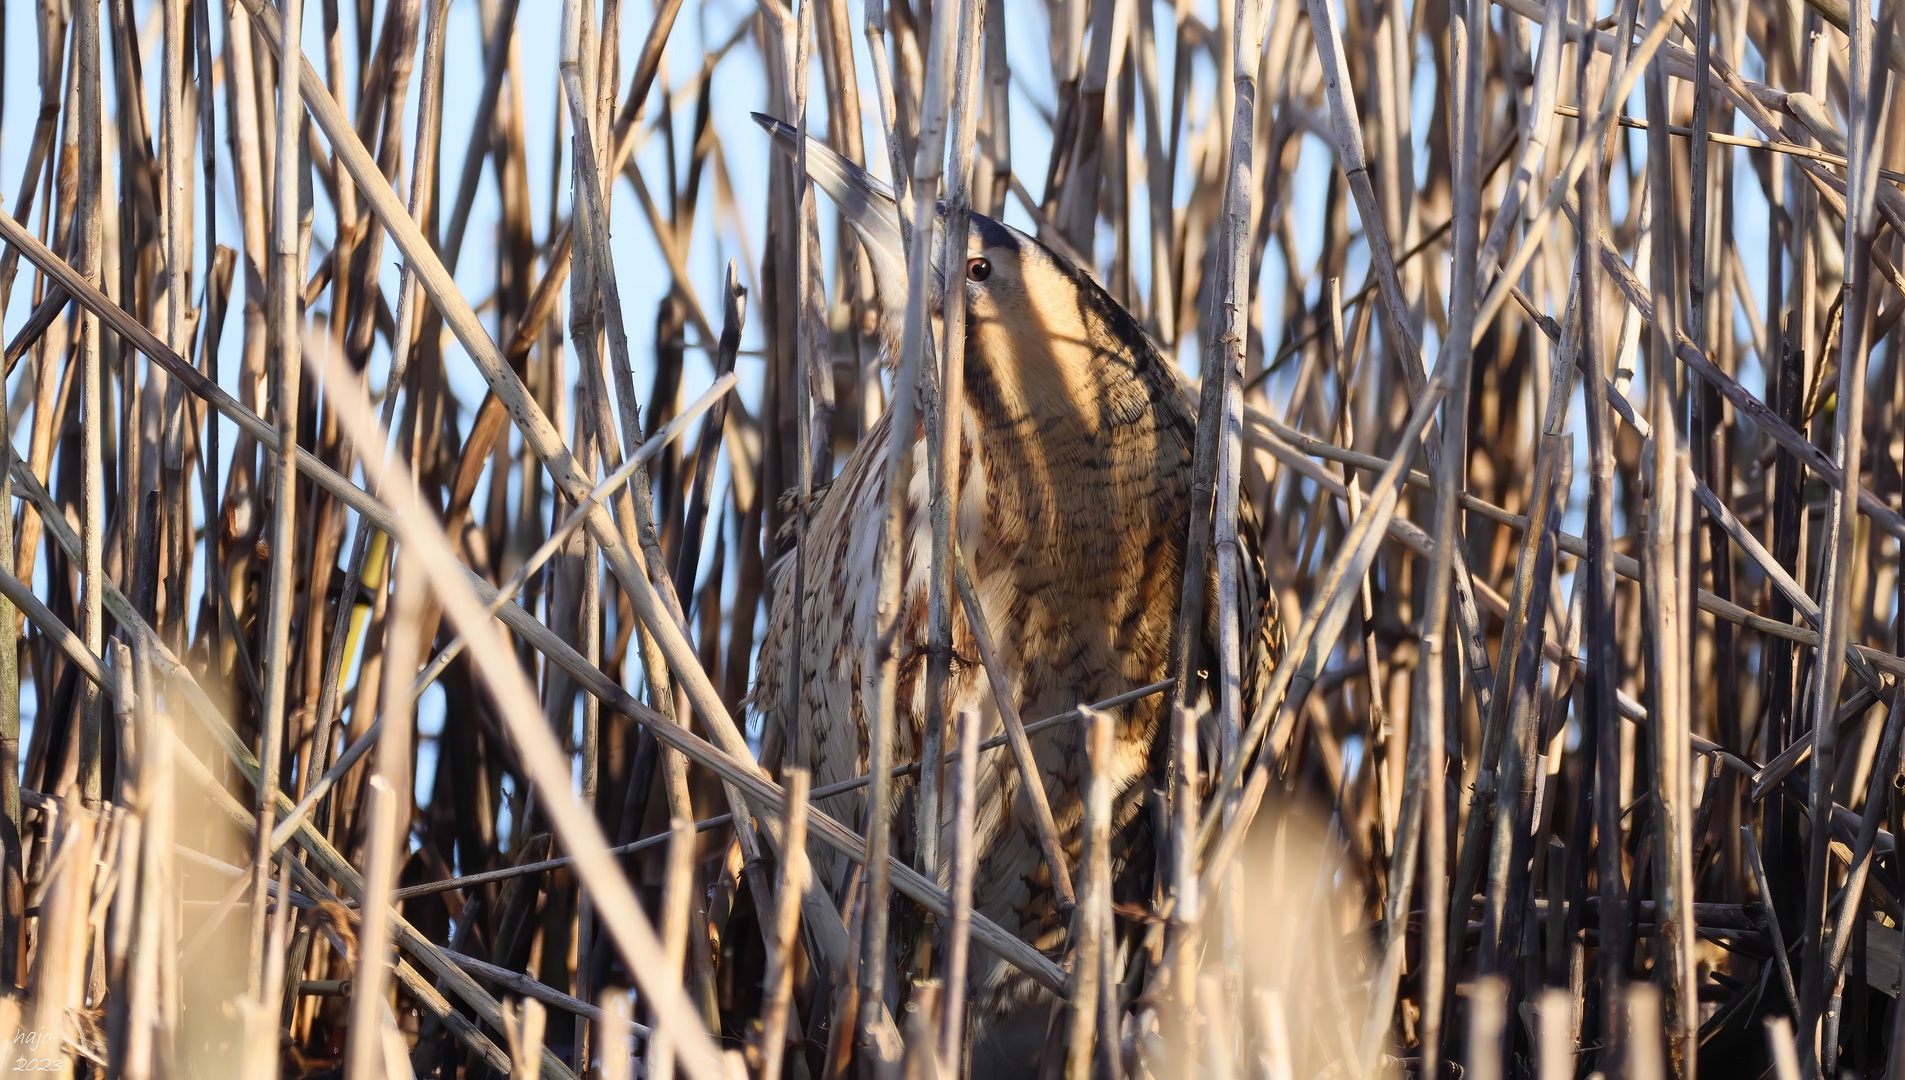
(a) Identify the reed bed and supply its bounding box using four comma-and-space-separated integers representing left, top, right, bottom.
0, 0, 1902, 1076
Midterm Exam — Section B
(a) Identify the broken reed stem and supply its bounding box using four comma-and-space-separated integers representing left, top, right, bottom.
1168, 703, 1199, 1080
127, 632, 173, 1079
648, 815, 697, 1080
939, 707, 980, 1075
1066, 707, 1115, 1080
505, 997, 549, 1080
757, 769, 811, 1080
342, 547, 421, 1080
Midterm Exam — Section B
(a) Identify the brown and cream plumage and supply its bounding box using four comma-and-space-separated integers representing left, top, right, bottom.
749, 117, 1281, 1075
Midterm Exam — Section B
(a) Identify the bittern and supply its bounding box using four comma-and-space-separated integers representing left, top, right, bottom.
750, 115, 1281, 1074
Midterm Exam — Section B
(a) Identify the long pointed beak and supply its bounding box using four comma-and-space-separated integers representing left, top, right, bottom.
752, 114, 910, 314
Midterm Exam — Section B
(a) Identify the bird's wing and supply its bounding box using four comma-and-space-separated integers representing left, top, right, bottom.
749, 412, 900, 784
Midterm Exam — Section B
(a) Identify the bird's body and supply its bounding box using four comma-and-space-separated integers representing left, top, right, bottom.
749, 119, 1279, 1076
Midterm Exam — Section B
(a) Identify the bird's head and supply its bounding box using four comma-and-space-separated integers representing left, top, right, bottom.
752, 113, 1134, 387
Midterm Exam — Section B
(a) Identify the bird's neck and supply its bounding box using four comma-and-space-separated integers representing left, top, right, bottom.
954, 318, 1196, 554
960, 311, 1189, 458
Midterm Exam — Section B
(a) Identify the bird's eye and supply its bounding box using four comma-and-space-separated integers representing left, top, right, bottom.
967, 257, 992, 282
